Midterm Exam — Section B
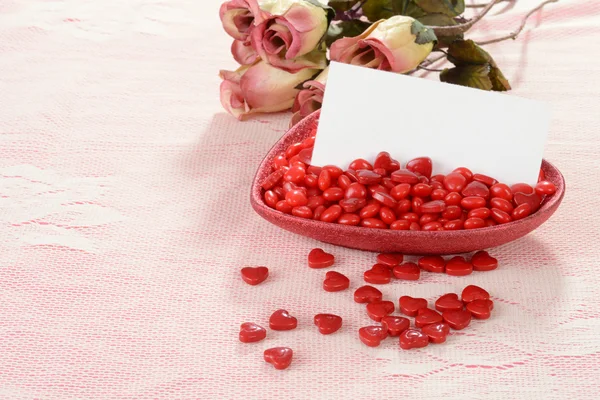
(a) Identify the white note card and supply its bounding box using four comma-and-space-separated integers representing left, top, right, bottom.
311, 62, 551, 185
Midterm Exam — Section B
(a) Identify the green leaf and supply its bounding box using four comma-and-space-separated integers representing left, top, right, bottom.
414, 0, 465, 17
447, 39, 492, 65
440, 64, 493, 90
362, 0, 395, 21
401, 1, 429, 18
325, 20, 373, 47
489, 66, 511, 91
417, 13, 462, 47
410, 20, 437, 45
328, 0, 362, 12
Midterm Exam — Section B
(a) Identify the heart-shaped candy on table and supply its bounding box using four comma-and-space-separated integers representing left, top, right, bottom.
422, 322, 450, 344
392, 262, 420, 280
461, 285, 490, 303
381, 316, 410, 336
415, 308, 444, 328
376, 253, 404, 267
471, 251, 498, 271
435, 293, 464, 312
354, 285, 383, 304
308, 248, 335, 269
442, 309, 472, 330
366, 300, 395, 321
269, 309, 298, 331
466, 299, 494, 319
314, 313, 343, 334
399, 329, 429, 350
399, 296, 428, 317
239, 322, 267, 343
359, 326, 389, 347
418, 256, 445, 273
364, 264, 393, 284
240, 267, 269, 285
445, 256, 473, 276
264, 347, 293, 370
323, 271, 350, 292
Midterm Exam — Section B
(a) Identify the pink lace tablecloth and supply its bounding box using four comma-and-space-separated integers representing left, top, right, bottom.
1, 0, 599, 398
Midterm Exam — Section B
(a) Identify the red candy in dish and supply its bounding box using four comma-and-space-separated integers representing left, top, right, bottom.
264, 347, 293, 370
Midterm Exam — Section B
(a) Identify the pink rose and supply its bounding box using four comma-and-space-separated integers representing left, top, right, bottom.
251, 0, 328, 73
331, 16, 434, 73
220, 61, 321, 120
231, 40, 259, 65
290, 67, 328, 127
220, 0, 266, 42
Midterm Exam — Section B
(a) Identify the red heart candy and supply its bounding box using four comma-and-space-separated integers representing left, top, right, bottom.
471, 251, 498, 271
366, 300, 395, 321
422, 322, 450, 344
399, 329, 429, 350
381, 316, 410, 336
359, 326, 389, 347
376, 253, 404, 266
461, 181, 490, 199
445, 256, 473, 276
415, 308, 444, 328
240, 267, 269, 285
461, 285, 490, 303
314, 313, 343, 334
514, 191, 542, 212
354, 285, 383, 303
406, 157, 433, 179
264, 347, 293, 370
239, 322, 267, 343
364, 264, 393, 284
442, 309, 472, 330
399, 296, 428, 317
435, 293, 464, 312
418, 256, 445, 273
392, 262, 420, 280
269, 309, 298, 331
308, 248, 335, 269
323, 271, 350, 292
467, 299, 494, 319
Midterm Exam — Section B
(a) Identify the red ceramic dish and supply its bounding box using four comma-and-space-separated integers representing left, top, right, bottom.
250, 110, 565, 255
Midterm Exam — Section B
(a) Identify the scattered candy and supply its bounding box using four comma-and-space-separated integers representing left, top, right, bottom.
445, 256, 473, 276
442, 309, 472, 330
415, 308, 444, 328
323, 271, 350, 292
471, 251, 498, 271
263, 141, 555, 231
364, 264, 393, 284
435, 293, 464, 312
392, 262, 420, 280
422, 322, 450, 344
308, 248, 335, 269
240, 267, 269, 286
269, 309, 298, 331
418, 256, 445, 273
354, 285, 383, 304
461, 285, 490, 303
239, 323, 267, 343
381, 316, 410, 336
400, 329, 429, 350
376, 253, 404, 266
366, 300, 395, 321
264, 347, 293, 370
359, 326, 388, 347
399, 296, 428, 317
314, 314, 343, 334
466, 299, 494, 319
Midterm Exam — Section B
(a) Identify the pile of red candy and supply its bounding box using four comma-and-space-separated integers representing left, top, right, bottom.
262, 134, 557, 231
239, 248, 497, 370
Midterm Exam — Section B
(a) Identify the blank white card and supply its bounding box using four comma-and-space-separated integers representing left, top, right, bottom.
311, 62, 551, 185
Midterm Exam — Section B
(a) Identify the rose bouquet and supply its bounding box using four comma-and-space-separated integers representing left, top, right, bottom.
219, 0, 556, 126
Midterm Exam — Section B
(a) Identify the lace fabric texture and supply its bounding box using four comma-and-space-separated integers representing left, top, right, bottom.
0, 0, 599, 398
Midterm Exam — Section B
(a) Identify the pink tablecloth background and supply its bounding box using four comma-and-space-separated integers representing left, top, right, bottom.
1, 0, 599, 398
